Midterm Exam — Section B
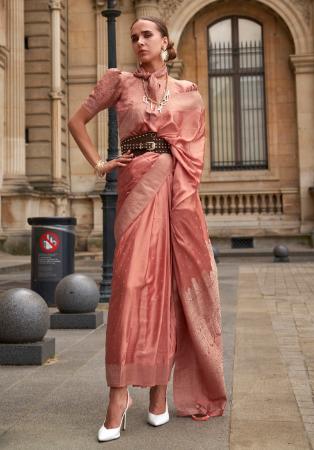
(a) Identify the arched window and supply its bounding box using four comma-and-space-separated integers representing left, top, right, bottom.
208, 17, 268, 171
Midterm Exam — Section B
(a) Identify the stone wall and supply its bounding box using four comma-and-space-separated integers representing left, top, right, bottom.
0, 0, 313, 253
25, 0, 52, 187
178, 0, 301, 236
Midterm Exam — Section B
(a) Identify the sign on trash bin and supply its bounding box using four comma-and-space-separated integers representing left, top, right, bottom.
39, 231, 60, 253
27, 217, 77, 306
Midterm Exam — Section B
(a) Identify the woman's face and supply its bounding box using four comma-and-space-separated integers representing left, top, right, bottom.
130, 20, 168, 65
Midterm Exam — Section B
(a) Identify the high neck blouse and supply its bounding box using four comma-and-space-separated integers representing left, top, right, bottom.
81, 65, 201, 143
132, 64, 168, 101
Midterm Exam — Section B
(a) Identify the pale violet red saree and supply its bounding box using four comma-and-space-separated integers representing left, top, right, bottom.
82, 64, 227, 418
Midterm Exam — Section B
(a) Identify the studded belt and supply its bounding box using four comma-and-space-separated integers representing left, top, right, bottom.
121, 131, 171, 157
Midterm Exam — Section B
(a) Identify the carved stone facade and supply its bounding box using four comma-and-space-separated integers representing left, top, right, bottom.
134, 0, 160, 17
0, 0, 313, 254
159, 0, 184, 21
292, 0, 312, 25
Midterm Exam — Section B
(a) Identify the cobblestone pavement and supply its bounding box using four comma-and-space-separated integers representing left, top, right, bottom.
1, 257, 314, 449
0, 259, 235, 449
258, 263, 314, 447
231, 262, 314, 449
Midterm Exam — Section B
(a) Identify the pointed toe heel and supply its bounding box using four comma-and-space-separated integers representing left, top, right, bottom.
97, 389, 130, 442
147, 399, 169, 427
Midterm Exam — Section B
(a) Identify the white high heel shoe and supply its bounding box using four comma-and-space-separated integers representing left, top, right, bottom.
147, 399, 169, 426
97, 389, 130, 442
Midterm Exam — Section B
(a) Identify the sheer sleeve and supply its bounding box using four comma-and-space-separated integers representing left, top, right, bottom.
81, 68, 122, 115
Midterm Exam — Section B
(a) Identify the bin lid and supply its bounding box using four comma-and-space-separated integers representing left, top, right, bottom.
27, 217, 77, 225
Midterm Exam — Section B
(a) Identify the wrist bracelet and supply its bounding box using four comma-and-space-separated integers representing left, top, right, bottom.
94, 159, 106, 177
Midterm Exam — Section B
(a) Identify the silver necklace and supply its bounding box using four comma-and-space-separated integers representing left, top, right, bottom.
142, 72, 170, 113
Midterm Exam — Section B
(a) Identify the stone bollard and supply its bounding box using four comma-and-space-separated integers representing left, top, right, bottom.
0, 288, 55, 365
273, 244, 290, 263
49, 273, 104, 329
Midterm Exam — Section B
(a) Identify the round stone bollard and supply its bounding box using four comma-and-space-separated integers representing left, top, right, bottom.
273, 244, 290, 263
55, 273, 99, 313
212, 245, 220, 264
0, 288, 49, 344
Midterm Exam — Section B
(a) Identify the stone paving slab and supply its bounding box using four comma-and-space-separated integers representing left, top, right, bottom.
230, 263, 314, 449
0, 260, 237, 449
2, 257, 314, 449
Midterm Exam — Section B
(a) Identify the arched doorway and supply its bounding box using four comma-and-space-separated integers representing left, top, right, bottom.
177, 0, 301, 240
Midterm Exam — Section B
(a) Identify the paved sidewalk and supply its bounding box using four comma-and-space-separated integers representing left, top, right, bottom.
231, 262, 314, 449
1, 255, 314, 448
0, 258, 235, 449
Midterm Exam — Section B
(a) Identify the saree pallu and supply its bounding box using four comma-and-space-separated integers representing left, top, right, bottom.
105, 90, 227, 418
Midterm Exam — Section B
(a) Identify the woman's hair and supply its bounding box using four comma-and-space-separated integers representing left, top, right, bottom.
130, 16, 177, 61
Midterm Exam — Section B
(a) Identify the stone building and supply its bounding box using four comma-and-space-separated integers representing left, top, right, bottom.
0, 0, 313, 254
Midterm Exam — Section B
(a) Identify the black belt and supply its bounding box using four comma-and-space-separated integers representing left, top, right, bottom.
121, 132, 171, 157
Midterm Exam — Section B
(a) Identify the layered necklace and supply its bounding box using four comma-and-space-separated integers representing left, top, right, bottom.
141, 71, 170, 113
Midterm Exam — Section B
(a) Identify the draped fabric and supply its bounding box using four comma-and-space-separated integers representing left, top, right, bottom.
81, 64, 227, 418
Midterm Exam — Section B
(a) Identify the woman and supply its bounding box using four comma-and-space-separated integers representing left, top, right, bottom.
68, 16, 227, 443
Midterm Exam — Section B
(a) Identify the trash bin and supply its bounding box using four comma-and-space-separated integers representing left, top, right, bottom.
27, 217, 77, 306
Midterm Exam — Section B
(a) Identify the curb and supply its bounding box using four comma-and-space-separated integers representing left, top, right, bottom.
215, 249, 314, 257
0, 252, 102, 274
1, 249, 314, 273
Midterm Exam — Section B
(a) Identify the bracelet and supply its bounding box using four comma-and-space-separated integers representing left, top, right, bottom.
94, 159, 106, 177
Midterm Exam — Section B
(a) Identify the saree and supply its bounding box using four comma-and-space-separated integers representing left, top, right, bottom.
82, 64, 227, 418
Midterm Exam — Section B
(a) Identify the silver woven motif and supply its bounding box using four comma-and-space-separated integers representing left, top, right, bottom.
143, 88, 170, 113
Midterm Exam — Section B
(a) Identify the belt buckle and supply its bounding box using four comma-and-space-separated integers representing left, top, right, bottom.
146, 141, 156, 150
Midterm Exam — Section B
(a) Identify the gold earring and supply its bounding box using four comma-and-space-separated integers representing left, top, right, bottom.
160, 47, 169, 62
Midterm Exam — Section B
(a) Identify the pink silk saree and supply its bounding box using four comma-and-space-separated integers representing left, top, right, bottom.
82, 64, 227, 418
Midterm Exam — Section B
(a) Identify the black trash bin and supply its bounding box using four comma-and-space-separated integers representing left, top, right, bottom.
27, 217, 77, 306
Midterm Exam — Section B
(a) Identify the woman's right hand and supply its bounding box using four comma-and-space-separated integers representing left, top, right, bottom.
97, 149, 134, 176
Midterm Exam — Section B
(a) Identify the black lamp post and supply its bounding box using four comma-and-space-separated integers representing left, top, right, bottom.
99, 1, 121, 303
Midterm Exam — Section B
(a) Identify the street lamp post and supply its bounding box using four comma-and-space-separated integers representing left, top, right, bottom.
99, 1, 121, 302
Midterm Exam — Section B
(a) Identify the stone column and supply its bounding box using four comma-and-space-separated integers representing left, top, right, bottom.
48, 0, 63, 192
0, 1, 6, 189
134, 0, 160, 18
86, 1, 110, 250
94, 0, 109, 193
0, 46, 7, 234
3, 0, 31, 191
0, 48, 6, 190
290, 54, 314, 233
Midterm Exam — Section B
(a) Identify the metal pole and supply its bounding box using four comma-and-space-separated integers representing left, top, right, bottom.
99, 1, 121, 302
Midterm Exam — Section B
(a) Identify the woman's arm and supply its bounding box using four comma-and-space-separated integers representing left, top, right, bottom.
68, 106, 133, 177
